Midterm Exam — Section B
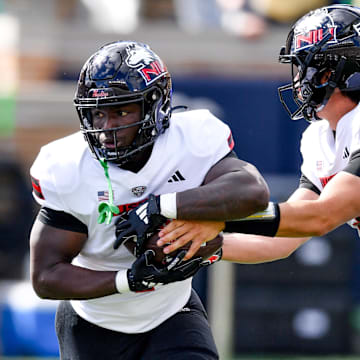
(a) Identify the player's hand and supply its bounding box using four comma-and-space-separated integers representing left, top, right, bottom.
124, 247, 223, 292
126, 250, 159, 292
158, 249, 203, 284
158, 247, 223, 284
158, 220, 225, 260
126, 250, 201, 291
114, 194, 167, 255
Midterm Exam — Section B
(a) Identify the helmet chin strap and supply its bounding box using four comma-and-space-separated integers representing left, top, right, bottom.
97, 158, 120, 224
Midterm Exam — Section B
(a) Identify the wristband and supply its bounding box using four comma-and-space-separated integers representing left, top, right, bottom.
115, 270, 130, 293
224, 202, 280, 237
160, 193, 177, 219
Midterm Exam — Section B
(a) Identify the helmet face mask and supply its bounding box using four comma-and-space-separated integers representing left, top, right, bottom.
74, 41, 172, 165
278, 5, 360, 122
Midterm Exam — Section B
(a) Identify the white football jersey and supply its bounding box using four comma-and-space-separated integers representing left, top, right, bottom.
30, 109, 234, 333
300, 103, 360, 234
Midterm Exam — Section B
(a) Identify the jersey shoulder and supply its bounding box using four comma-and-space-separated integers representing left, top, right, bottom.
30, 132, 90, 207
171, 108, 223, 128
300, 120, 328, 153
301, 120, 328, 140
170, 109, 233, 155
31, 131, 87, 176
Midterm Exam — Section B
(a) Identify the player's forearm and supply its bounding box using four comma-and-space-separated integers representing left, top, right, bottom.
277, 172, 360, 237
32, 263, 117, 300
176, 171, 269, 221
222, 232, 309, 263
276, 200, 336, 237
223, 198, 336, 238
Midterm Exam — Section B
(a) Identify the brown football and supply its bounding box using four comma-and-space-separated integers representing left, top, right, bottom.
123, 232, 223, 265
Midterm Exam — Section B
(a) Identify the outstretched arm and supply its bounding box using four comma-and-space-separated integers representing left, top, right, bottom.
221, 232, 308, 263
277, 171, 360, 237
221, 187, 316, 262
160, 187, 315, 261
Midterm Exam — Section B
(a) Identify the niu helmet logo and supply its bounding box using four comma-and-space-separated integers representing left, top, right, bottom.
295, 26, 336, 50
125, 44, 167, 85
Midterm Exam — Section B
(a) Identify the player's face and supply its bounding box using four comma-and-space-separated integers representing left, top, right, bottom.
293, 67, 331, 105
91, 103, 141, 149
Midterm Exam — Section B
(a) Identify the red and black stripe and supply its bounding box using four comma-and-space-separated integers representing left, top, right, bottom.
31, 176, 45, 200
227, 132, 235, 150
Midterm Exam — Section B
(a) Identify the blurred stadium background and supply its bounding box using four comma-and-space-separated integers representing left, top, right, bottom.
1, 0, 360, 359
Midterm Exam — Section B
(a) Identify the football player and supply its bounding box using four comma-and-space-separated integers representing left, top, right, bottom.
29, 41, 269, 359
157, 4, 360, 264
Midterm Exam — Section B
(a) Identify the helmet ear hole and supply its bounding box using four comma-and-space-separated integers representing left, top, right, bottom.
145, 88, 162, 103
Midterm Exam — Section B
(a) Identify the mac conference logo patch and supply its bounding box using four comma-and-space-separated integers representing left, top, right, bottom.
131, 186, 147, 197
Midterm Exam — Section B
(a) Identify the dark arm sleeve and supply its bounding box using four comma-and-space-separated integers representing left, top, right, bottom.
299, 173, 321, 195
343, 149, 360, 177
37, 207, 88, 235
225, 150, 238, 159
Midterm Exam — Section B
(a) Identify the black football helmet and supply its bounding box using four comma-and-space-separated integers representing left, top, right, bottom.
278, 5, 360, 122
74, 41, 172, 164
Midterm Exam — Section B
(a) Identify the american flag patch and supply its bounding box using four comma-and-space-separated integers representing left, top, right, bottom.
98, 190, 112, 201
316, 160, 323, 171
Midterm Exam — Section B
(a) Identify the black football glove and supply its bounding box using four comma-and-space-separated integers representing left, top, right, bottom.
200, 248, 223, 267
126, 249, 209, 292
114, 194, 167, 255
126, 250, 159, 292
159, 250, 204, 284
159, 247, 223, 284
126, 249, 193, 291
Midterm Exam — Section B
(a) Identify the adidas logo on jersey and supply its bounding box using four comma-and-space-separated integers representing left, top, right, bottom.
168, 170, 185, 183
343, 146, 350, 159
